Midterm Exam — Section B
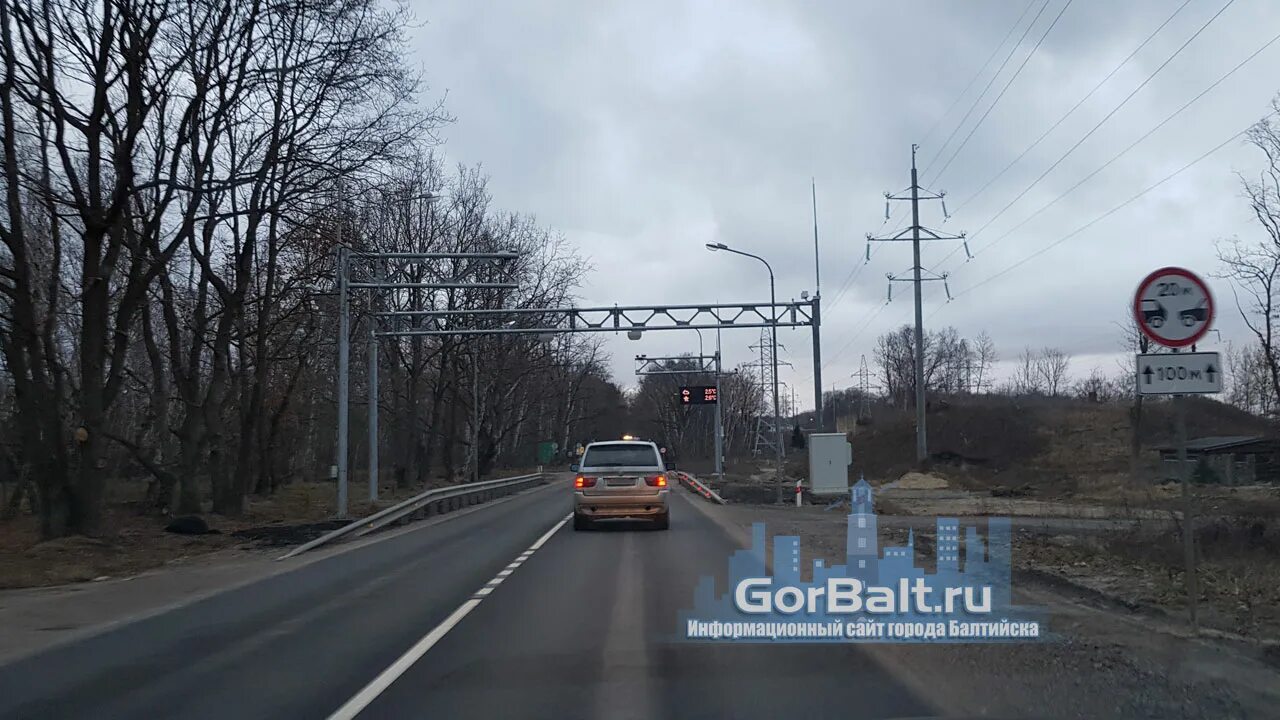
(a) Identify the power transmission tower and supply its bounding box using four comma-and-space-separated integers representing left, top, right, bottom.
867, 144, 969, 464
854, 354, 880, 421
746, 330, 792, 457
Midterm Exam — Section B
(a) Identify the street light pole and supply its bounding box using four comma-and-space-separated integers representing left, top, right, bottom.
706, 242, 784, 503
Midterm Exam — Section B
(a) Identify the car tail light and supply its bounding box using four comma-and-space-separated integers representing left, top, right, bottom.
574, 475, 597, 489
645, 474, 667, 487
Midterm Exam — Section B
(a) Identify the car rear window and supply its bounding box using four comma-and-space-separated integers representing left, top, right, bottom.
581, 444, 660, 468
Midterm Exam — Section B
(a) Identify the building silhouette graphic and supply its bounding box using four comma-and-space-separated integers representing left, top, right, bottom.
681, 478, 1035, 642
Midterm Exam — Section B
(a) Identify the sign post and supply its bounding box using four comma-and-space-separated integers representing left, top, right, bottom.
1133, 266, 1217, 636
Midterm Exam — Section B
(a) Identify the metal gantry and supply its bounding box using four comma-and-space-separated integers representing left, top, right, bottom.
335, 247, 520, 519
336, 252, 823, 516
634, 353, 725, 482
373, 300, 818, 336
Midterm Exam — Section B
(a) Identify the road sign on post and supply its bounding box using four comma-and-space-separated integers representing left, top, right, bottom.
1132, 266, 1217, 638
1133, 266, 1215, 347
1136, 352, 1222, 395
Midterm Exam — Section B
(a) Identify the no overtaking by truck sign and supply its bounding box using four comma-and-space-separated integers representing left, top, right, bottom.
1132, 266, 1221, 396
1133, 266, 1214, 348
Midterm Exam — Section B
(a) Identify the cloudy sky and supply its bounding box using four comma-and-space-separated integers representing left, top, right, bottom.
410, 0, 1280, 408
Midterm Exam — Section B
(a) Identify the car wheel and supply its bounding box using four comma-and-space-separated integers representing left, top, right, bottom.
573, 513, 591, 531
653, 512, 669, 531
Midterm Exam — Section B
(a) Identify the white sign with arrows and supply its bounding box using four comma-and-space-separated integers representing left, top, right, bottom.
1136, 352, 1222, 395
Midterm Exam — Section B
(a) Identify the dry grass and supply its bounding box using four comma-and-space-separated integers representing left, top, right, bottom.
0, 507, 237, 589
0, 466, 544, 589
1018, 514, 1280, 642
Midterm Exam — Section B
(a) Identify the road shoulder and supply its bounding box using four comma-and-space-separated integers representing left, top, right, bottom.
679, 493, 1280, 719
0, 482, 558, 667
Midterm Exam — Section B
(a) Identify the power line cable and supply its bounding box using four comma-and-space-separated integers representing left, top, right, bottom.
930, 121, 1254, 321
940, 23, 1280, 268
800, 300, 892, 383
949, 0, 1194, 217
958, 0, 1237, 246
830, 3, 1039, 315
929, 0, 1076, 185
922, 0, 1054, 173
918, 0, 1040, 151
825, 2, 1041, 320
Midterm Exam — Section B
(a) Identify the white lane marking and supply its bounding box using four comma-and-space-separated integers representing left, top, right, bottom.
528, 518, 565, 550
326, 512, 572, 720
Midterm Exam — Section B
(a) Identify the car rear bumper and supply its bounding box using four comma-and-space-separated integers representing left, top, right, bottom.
574, 490, 669, 518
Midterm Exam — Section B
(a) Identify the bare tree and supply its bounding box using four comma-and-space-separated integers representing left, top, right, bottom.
1012, 347, 1042, 395
1226, 341, 1278, 416
1217, 96, 1280, 415
1034, 347, 1071, 397
973, 331, 997, 393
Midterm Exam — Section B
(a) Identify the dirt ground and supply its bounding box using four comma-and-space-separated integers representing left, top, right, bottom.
699, 460, 1280, 646
691, 496, 1280, 719
0, 469, 539, 589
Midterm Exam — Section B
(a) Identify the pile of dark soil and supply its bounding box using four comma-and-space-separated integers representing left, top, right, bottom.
230, 520, 348, 547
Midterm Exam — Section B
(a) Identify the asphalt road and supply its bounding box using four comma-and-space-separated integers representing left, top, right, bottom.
0, 479, 939, 720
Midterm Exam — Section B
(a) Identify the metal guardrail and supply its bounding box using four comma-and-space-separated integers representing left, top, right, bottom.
674, 471, 726, 504
277, 473, 546, 560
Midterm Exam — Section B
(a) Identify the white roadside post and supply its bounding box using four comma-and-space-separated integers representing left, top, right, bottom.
1132, 266, 1218, 636
794, 478, 802, 507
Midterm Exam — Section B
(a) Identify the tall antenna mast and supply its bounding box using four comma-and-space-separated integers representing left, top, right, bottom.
811, 177, 820, 298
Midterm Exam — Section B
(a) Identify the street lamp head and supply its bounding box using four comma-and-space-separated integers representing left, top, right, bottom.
705, 242, 728, 252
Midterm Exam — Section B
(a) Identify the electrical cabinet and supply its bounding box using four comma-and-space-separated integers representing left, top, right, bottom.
808, 433, 852, 496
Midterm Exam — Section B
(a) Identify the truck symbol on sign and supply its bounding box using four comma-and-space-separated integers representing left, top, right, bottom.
1140, 299, 1166, 328
1180, 300, 1208, 327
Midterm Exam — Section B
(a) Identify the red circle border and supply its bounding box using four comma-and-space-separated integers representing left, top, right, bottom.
1132, 266, 1215, 348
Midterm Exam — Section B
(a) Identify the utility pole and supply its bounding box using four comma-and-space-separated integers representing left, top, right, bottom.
868, 144, 969, 464
812, 179, 824, 431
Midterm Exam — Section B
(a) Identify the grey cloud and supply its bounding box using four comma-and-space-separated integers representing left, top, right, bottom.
412, 0, 1280, 401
